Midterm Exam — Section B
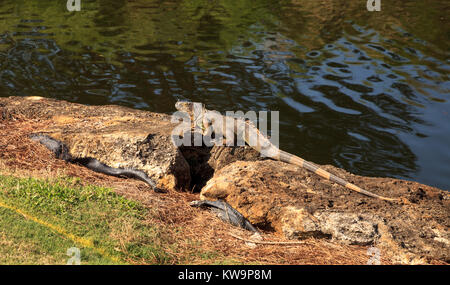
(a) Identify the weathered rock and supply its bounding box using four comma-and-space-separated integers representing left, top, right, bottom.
0, 96, 190, 190
200, 160, 450, 264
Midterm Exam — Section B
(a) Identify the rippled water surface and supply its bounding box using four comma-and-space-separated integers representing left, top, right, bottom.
0, 0, 449, 190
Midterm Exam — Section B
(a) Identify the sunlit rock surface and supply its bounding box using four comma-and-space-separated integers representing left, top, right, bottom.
200, 160, 450, 264
0, 96, 190, 190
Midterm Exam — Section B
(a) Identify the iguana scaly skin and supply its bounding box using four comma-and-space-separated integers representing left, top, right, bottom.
175, 101, 398, 202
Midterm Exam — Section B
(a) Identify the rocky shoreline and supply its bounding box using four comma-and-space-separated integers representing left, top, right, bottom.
1, 96, 448, 264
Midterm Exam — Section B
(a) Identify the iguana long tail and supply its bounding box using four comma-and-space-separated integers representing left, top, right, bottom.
242, 119, 397, 202
278, 150, 398, 202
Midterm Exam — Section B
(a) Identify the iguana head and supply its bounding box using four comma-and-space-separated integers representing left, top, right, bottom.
175, 101, 206, 129
175, 101, 205, 113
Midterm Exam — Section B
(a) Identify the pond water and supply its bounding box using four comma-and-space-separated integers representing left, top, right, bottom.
0, 0, 449, 190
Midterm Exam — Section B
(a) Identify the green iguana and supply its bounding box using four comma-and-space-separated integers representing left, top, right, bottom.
175, 101, 398, 202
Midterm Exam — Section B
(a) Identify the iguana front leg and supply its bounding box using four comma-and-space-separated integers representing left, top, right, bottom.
203, 110, 235, 146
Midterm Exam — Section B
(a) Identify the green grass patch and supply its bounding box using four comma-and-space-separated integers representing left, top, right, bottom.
0, 175, 173, 264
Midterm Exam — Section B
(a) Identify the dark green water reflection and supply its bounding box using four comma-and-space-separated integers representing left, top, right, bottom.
0, 0, 449, 189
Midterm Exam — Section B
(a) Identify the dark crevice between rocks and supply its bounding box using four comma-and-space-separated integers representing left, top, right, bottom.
253, 221, 276, 233
178, 137, 268, 192
179, 144, 215, 192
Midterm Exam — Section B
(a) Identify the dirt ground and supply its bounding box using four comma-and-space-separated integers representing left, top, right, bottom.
0, 116, 399, 265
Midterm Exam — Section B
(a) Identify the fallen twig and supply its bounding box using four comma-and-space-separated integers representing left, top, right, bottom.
229, 233, 306, 246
